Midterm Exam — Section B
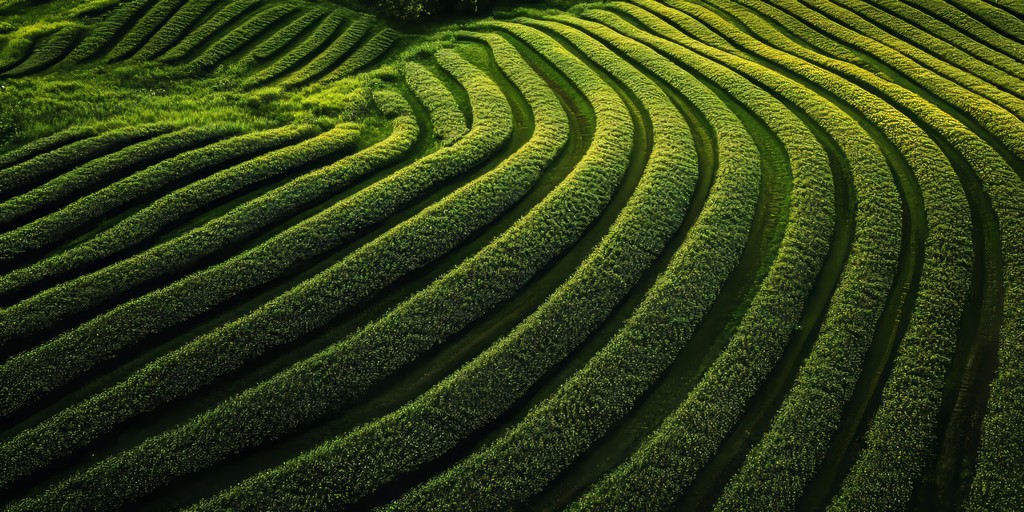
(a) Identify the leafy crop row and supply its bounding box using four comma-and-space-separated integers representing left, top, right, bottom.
833, 0, 1024, 104
3, 46, 561, 510
555, 8, 833, 508
0, 127, 96, 171
381, 17, 756, 509
190, 4, 297, 70
195, 24, 653, 507
0, 51, 512, 490
666, 0, 977, 507
244, 9, 346, 87
236, 8, 325, 68
133, 0, 220, 60
278, 16, 374, 87
404, 61, 468, 145
902, 0, 1024, 63
65, 0, 151, 64
0, 123, 170, 201
0, 123, 357, 345
160, 0, 263, 63
105, 0, 187, 61
13, 38, 577, 509
770, 0, 1024, 160
320, 28, 400, 84
620, 3, 902, 508
0, 124, 310, 265
0, 126, 231, 228
1, 25, 80, 76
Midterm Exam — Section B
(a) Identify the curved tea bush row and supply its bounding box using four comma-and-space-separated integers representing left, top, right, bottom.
159, 0, 264, 63
645, 1, 974, 508
0, 123, 358, 344
0, 124, 310, 264
236, 8, 325, 68
381, 16, 767, 509
244, 10, 346, 87
0, 118, 386, 415
604, 7, 905, 511
133, 0, 220, 60
0, 51, 512, 486
903, 0, 1024, 64
1, 0, 1020, 509
320, 28, 400, 83
0, 23, 75, 73
12, 35, 581, 510
952, 0, 1024, 41
404, 61, 468, 145
1, 25, 81, 76
199, 20, 729, 509
5, 46, 552, 509
0, 127, 95, 172
791, 0, 1024, 109
676, 1, 1002, 507
864, 0, 1024, 81
591, 5, 906, 511
105, 0, 187, 62
770, 0, 1024, 160
278, 16, 374, 87
65, 0, 152, 64
831, 0, 1024, 101
190, 4, 297, 70
0, 126, 231, 228
543, 8, 832, 508
0, 123, 171, 200
675, 1, 978, 509
969, 176, 1024, 511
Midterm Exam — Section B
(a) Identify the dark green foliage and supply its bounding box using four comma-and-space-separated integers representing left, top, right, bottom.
0, 0, 1020, 509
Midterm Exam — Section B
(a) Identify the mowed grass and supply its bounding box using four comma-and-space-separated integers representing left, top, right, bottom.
0, 0, 1021, 510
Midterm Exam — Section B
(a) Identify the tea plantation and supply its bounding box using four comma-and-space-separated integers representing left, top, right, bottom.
0, 0, 1021, 509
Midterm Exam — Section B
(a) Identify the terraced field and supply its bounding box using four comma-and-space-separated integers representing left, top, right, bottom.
0, 0, 1021, 510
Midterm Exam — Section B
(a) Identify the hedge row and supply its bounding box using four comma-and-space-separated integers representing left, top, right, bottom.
404, 61, 468, 145
278, 16, 374, 87
772, 0, 1024, 159
105, 0, 187, 61
16, 38, 576, 510
543, 9, 831, 509
0, 126, 95, 172
160, 0, 263, 63
244, 9, 346, 87
321, 28, 399, 83
376, 14, 757, 508
622, 3, 900, 508
134, 0, 220, 61
2, 25, 80, 76
65, 0, 151, 64
237, 8, 325, 67
668, 0, 976, 507
718, 0, 860, 61
201, 20, 708, 508
0, 123, 170, 201
190, 4, 297, 70
969, 176, 1024, 509
834, 0, 1024, 103
0, 122, 357, 344
948, 0, 1024, 42
4, 47, 542, 510
697, 1, 1007, 508
0, 52, 510, 487
0, 126, 230, 229
0, 124, 310, 266
903, 0, 1024, 63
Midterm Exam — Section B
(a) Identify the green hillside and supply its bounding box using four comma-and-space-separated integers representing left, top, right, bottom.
0, 0, 1021, 510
